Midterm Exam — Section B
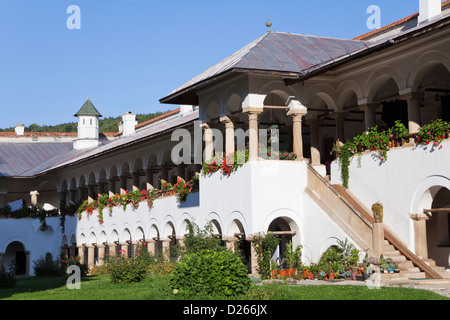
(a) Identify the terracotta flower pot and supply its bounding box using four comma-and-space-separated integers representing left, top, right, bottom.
286, 269, 295, 277
328, 273, 334, 279
279, 270, 287, 277
271, 270, 278, 278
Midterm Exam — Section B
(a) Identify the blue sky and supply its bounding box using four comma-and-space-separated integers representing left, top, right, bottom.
0, 0, 429, 128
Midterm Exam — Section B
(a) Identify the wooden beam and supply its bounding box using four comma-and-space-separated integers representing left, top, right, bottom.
423, 208, 450, 213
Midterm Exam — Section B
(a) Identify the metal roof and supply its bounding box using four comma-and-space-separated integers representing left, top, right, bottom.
160, 31, 374, 105
74, 99, 102, 117
0, 142, 74, 177
0, 109, 198, 178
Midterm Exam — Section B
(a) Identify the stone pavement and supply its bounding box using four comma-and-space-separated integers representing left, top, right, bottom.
383, 278, 450, 298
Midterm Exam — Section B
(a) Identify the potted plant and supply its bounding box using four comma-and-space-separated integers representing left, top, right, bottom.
284, 241, 302, 277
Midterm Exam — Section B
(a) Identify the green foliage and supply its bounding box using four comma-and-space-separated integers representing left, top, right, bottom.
33, 253, 65, 277
107, 251, 147, 283
0, 111, 168, 133
0, 265, 16, 288
169, 249, 251, 298
60, 255, 89, 278
180, 221, 226, 257
201, 149, 249, 176
318, 239, 360, 273
417, 119, 449, 147
284, 240, 302, 269
252, 232, 280, 279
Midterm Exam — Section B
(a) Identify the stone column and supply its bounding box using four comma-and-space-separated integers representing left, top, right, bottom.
177, 163, 186, 181
306, 119, 322, 165
161, 238, 171, 262
243, 108, 263, 162
372, 203, 384, 257
411, 213, 429, 260
359, 103, 379, 130
70, 243, 77, 258
249, 237, 259, 276
25, 251, 30, 276
98, 244, 105, 266
201, 123, 214, 162
87, 245, 95, 269
330, 111, 348, 145
108, 242, 117, 257
161, 165, 169, 182
61, 245, 69, 258
87, 184, 95, 204
69, 189, 76, 204
30, 190, 39, 206
223, 236, 236, 253
287, 108, 308, 160
220, 116, 235, 155
108, 178, 117, 197
59, 191, 67, 207
132, 172, 140, 191
0, 252, 4, 272
77, 245, 85, 264
98, 182, 106, 196
146, 169, 154, 190
78, 186, 87, 202
147, 239, 156, 256
401, 91, 423, 143
120, 242, 129, 258
0, 194, 5, 208
120, 175, 128, 195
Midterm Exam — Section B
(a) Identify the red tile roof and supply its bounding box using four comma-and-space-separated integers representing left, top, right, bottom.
354, 0, 450, 40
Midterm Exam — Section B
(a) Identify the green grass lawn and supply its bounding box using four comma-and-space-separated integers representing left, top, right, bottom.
0, 274, 448, 300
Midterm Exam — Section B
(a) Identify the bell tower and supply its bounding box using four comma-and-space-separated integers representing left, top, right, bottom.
73, 97, 102, 150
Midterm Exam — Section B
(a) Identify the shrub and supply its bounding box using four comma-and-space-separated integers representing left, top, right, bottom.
181, 221, 226, 256
33, 253, 65, 277
169, 249, 251, 298
0, 266, 15, 288
60, 255, 89, 278
107, 251, 147, 283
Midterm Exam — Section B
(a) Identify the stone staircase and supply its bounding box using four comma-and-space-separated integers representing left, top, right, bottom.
306, 164, 447, 280
381, 240, 449, 279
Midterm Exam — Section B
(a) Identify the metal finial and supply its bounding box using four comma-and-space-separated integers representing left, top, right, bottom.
265, 19, 272, 32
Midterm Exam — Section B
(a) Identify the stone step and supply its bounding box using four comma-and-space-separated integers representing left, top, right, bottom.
397, 261, 414, 269
423, 259, 436, 267
384, 249, 401, 256
380, 272, 426, 280
385, 254, 407, 263
400, 267, 421, 273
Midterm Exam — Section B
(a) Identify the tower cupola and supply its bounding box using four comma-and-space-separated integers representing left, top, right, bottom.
73, 97, 102, 150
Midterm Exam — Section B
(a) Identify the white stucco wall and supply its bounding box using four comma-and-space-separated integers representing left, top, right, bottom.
330, 140, 450, 251
1, 160, 371, 275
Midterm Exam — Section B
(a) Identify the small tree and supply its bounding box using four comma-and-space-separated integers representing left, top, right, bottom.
252, 232, 280, 279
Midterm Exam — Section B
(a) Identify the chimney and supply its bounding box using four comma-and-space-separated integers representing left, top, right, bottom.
419, 0, 442, 24
15, 123, 25, 136
121, 111, 137, 137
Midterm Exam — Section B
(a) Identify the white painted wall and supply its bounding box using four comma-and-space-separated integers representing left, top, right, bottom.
0, 161, 369, 275
330, 140, 450, 252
